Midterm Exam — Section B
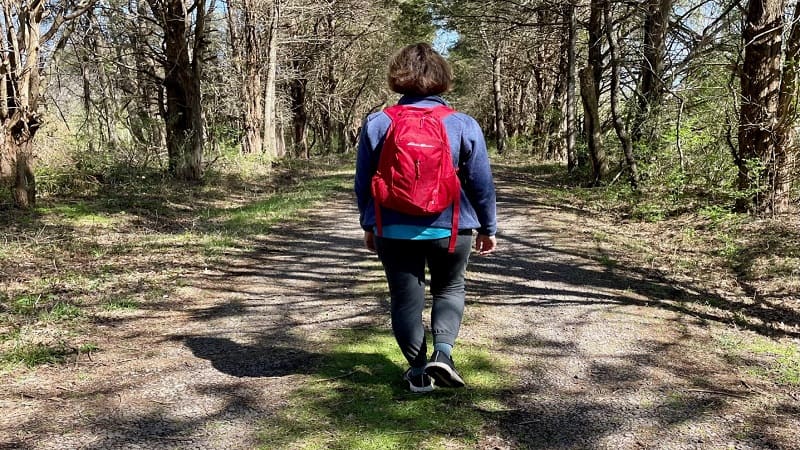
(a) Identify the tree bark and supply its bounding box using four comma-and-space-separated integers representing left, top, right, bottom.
148, 0, 207, 181
490, 48, 508, 154
546, 34, 569, 162
566, 0, 578, 172
263, 0, 281, 158
580, 65, 607, 185
632, 0, 672, 145
236, 0, 264, 154
0, 0, 94, 207
771, 0, 800, 213
0, 1, 43, 208
588, 0, 604, 95
604, 2, 639, 189
736, 0, 785, 212
290, 74, 309, 159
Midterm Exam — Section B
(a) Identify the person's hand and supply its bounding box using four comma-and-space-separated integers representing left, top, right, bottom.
474, 234, 496, 255
364, 231, 376, 253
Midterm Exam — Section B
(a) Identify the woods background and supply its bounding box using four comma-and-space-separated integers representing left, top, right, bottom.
0, 0, 798, 215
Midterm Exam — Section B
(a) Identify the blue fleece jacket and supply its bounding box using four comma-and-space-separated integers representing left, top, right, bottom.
355, 95, 497, 236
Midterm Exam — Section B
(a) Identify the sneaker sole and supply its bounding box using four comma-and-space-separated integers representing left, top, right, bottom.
403, 374, 435, 393
425, 362, 465, 388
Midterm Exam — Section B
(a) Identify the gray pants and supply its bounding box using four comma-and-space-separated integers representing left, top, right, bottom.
376, 232, 472, 368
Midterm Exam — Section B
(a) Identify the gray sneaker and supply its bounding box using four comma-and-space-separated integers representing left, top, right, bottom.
403, 368, 435, 393
424, 350, 465, 388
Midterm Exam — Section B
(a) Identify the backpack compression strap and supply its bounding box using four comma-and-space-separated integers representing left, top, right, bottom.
425, 106, 460, 253
449, 192, 460, 253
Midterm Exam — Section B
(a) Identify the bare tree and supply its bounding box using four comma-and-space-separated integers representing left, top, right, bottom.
580, 0, 608, 184
632, 0, 672, 146
228, 0, 264, 154
146, 0, 212, 180
604, 1, 639, 189
0, 0, 96, 208
565, 0, 578, 172
737, 0, 799, 213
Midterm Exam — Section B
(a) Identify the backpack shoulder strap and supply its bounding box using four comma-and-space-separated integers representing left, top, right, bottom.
383, 104, 407, 121
384, 104, 455, 120
429, 105, 455, 120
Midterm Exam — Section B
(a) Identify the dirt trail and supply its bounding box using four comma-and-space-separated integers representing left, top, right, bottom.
2, 169, 797, 449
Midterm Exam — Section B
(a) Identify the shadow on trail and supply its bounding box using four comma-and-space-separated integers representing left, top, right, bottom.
13, 164, 795, 449
469, 230, 797, 334
456, 164, 798, 448
184, 336, 322, 378
480, 165, 800, 339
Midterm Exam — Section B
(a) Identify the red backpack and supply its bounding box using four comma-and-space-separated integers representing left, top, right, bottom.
371, 104, 461, 252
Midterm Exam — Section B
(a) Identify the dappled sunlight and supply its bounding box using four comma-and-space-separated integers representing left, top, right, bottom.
2, 164, 797, 449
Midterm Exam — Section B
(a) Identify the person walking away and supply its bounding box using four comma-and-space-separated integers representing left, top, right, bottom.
354, 43, 497, 393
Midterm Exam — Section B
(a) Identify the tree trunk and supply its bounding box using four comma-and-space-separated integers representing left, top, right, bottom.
772, 0, 800, 213
604, 2, 639, 189
491, 50, 507, 154
290, 75, 309, 159
1, 0, 44, 207
150, 0, 206, 181
736, 0, 785, 212
12, 138, 35, 208
632, 0, 672, 145
566, 0, 578, 172
588, 0, 604, 95
546, 37, 569, 162
238, 0, 264, 154
263, 0, 280, 158
579, 65, 607, 185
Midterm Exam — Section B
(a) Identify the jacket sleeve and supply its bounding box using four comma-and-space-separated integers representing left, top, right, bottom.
459, 116, 497, 236
354, 116, 379, 231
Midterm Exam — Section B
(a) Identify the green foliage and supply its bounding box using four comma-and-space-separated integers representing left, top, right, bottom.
42, 302, 83, 322
391, 0, 436, 43
698, 205, 739, 226
78, 343, 99, 354
103, 297, 140, 311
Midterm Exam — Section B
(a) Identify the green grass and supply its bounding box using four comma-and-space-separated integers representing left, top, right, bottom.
79, 343, 99, 353
258, 329, 513, 449
217, 174, 350, 235
11, 294, 43, 316
37, 201, 117, 226
597, 253, 618, 269
717, 333, 800, 386
41, 301, 83, 321
5, 294, 83, 321
103, 298, 140, 311
1, 342, 71, 368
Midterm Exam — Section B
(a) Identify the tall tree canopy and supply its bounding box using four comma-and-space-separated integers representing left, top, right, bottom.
0, 0, 797, 215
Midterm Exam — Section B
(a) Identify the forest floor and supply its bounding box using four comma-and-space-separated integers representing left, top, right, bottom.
1, 160, 799, 449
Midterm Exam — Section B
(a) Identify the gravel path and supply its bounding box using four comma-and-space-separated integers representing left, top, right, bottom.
2, 169, 797, 449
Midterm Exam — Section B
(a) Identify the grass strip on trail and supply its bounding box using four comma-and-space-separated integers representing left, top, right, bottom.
258, 328, 514, 450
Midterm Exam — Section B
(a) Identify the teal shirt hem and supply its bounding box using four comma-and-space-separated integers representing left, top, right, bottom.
376, 224, 451, 240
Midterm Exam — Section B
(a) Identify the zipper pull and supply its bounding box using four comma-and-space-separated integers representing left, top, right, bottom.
415, 160, 420, 179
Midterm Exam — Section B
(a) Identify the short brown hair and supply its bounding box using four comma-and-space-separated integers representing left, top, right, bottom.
387, 43, 453, 96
